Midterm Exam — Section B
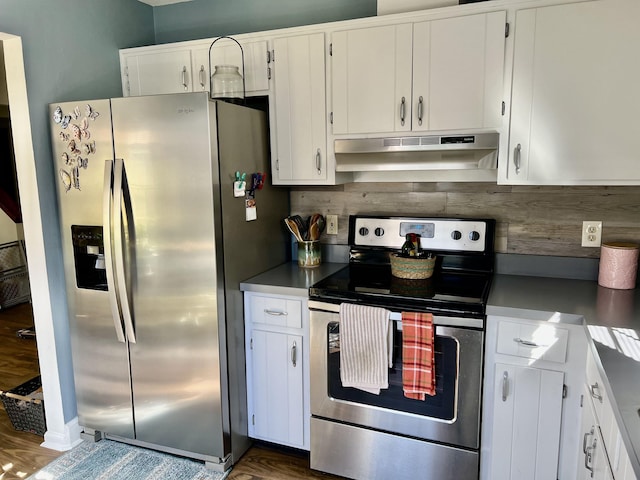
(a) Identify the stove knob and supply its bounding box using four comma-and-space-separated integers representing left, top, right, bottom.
374, 227, 385, 237
469, 231, 481, 241
451, 230, 462, 240
359, 227, 369, 237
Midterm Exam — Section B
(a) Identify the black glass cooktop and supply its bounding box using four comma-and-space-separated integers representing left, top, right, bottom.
309, 263, 492, 317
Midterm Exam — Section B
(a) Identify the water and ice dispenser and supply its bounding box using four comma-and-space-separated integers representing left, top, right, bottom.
71, 225, 107, 291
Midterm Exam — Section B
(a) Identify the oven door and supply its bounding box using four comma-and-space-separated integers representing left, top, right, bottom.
309, 301, 484, 450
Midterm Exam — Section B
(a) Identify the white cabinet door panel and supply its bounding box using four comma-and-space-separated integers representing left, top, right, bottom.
191, 39, 269, 95
250, 330, 304, 447
507, 0, 640, 184
414, 11, 505, 132
273, 33, 327, 182
125, 49, 192, 96
332, 24, 413, 134
490, 363, 564, 480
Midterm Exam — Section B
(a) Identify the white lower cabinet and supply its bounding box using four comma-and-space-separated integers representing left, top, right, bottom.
481, 315, 588, 480
244, 292, 310, 450
490, 363, 564, 480
249, 329, 304, 447
578, 349, 636, 480
578, 382, 614, 480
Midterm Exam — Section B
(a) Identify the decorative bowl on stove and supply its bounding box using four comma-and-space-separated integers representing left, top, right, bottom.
390, 253, 436, 280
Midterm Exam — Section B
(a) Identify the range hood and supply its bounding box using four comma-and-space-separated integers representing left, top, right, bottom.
334, 132, 499, 172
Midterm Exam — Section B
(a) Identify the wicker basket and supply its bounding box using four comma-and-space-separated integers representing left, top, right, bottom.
390, 254, 436, 280
0, 376, 46, 436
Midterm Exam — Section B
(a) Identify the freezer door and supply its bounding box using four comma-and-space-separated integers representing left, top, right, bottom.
49, 99, 134, 438
110, 93, 226, 458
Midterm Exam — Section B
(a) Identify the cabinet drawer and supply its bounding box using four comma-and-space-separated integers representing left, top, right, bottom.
496, 321, 568, 363
250, 295, 302, 329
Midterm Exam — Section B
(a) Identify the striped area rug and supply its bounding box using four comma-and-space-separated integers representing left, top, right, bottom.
29, 439, 229, 480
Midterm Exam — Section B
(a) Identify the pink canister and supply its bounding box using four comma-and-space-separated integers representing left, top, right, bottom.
598, 242, 639, 290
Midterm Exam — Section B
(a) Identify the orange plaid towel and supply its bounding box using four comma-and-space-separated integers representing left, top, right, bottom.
402, 312, 435, 400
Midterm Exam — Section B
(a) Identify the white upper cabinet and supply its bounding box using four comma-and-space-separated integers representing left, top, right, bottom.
191, 39, 270, 95
412, 12, 505, 132
271, 33, 329, 184
121, 38, 269, 97
332, 24, 413, 134
505, 0, 640, 185
331, 11, 506, 135
123, 48, 193, 96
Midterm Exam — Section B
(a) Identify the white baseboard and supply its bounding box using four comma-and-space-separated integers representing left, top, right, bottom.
41, 416, 83, 451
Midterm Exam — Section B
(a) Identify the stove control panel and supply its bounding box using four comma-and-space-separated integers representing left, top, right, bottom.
352, 216, 491, 252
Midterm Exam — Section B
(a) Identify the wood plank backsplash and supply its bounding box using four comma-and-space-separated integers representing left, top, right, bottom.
289, 183, 640, 258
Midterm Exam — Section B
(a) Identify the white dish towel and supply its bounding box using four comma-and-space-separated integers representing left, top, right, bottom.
339, 303, 392, 394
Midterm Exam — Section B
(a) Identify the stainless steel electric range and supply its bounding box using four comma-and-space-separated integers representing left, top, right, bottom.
308, 215, 495, 480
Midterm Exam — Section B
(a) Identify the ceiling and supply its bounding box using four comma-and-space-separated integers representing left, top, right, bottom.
137, 0, 192, 6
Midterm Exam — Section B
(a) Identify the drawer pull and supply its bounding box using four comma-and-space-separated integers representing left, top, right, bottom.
590, 382, 603, 402
514, 337, 541, 347
264, 309, 288, 316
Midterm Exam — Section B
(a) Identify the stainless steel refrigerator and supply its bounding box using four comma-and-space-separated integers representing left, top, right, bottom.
49, 92, 288, 470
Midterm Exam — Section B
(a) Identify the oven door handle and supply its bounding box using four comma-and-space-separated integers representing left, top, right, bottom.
308, 300, 483, 329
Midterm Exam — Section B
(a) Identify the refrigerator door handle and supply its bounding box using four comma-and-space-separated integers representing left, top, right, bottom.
103, 159, 126, 343
113, 158, 137, 344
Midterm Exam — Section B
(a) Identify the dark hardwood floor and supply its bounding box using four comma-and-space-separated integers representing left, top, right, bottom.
0, 302, 61, 479
229, 443, 343, 480
0, 303, 343, 479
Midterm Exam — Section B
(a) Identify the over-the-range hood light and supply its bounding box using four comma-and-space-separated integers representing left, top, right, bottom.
334, 132, 499, 172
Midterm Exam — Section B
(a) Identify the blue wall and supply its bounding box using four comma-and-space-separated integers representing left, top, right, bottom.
0, 0, 154, 422
153, 0, 377, 44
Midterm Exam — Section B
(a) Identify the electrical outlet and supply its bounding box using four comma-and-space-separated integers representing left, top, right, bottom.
581, 221, 602, 247
326, 215, 338, 235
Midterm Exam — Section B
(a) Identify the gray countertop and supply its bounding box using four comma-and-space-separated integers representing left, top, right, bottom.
241, 264, 640, 476
240, 262, 347, 297
488, 274, 640, 477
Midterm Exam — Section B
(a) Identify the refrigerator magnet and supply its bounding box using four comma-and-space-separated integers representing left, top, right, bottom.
245, 197, 257, 221
233, 180, 246, 197
59, 169, 72, 192
234, 171, 246, 197
53, 106, 63, 123
85, 104, 99, 120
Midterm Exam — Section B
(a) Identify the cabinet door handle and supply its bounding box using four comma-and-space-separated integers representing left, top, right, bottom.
514, 143, 522, 174
291, 341, 297, 367
417, 96, 424, 126
502, 371, 509, 401
585, 437, 597, 476
513, 337, 540, 348
264, 309, 288, 316
182, 66, 188, 90
590, 382, 603, 402
199, 65, 206, 89
400, 97, 406, 126
583, 426, 594, 454
316, 148, 322, 174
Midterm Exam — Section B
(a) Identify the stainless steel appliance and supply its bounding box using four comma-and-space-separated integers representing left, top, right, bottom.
309, 215, 495, 480
49, 92, 288, 470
